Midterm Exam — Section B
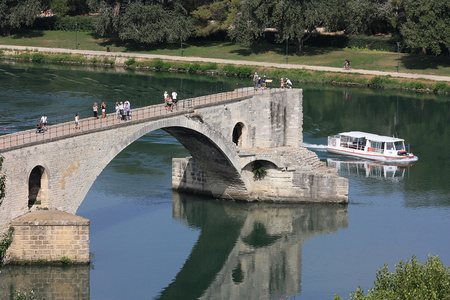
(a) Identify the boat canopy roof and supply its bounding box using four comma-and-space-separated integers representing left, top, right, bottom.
338, 131, 404, 143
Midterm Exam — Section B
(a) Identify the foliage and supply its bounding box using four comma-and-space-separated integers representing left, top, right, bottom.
0, 156, 5, 202
0, 226, 14, 266
60, 256, 73, 264
190, 0, 239, 37
124, 57, 136, 66
51, 0, 70, 16
345, 0, 393, 35
252, 161, 267, 180
32, 16, 97, 31
432, 82, 450, 94
334, 254, 450, 300
13, 289, 38, 300
0, 0, 41, 36
228, 0, 343, 55
399, 0, 450, 55
91, 0, 194, 44
222, 64, 252, 77
31, 53, 45, 62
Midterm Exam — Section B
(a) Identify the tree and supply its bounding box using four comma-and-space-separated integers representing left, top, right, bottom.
90, 0, 194, 44
51, 0, 70, 16
191, 0, 239, 37
344, 0, 393, 35
399, 0, 450, 55
0, 0, 41, 36
228, 0, 342, 55
334, 254, 450, 300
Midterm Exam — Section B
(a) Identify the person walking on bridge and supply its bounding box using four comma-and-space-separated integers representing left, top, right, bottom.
40, 114, 48, 131
74, 113, 80, 129
93, 102, 98, 119
101, 101, 106, 118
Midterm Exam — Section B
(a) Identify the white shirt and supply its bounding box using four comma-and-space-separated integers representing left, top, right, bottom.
172, 92, 177, 100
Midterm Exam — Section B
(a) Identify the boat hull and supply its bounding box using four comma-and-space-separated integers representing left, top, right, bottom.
327, 147, 417, 162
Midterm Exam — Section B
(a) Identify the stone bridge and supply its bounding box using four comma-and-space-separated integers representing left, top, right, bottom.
0, 87, 348, 233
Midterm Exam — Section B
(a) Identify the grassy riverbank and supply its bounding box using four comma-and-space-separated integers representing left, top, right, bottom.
1, 29, 449, 95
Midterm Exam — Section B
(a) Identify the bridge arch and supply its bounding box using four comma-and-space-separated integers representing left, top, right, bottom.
72, 115, 251, 212
232, 122, 247, 148
28, 165, 49, 209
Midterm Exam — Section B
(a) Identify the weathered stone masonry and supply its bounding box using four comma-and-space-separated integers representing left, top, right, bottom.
6, 210, 90, 263
0, 88, 348, 241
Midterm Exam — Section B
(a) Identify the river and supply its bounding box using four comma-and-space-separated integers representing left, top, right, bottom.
0, 62, 449, 300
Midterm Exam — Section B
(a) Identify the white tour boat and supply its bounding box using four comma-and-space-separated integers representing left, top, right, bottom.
327, 131, 418, 162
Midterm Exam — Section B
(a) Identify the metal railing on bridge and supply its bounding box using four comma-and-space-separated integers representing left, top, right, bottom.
0, 87, 286, 152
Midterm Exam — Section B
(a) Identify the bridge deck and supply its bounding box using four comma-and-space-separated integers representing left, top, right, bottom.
0, 87, 284, 152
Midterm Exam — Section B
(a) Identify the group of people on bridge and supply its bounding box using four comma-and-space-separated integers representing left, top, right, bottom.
164, 90, 178, 112
253, 72, 293, 91
36, 114, 48, 133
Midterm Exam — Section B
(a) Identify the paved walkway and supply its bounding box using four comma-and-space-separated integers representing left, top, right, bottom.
1, 45, 449, 82
0, 87, 272, 151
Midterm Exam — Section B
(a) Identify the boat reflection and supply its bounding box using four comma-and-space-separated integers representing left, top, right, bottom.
327, 158, 414, 181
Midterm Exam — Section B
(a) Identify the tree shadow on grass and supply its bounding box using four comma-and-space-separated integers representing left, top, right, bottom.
230, 43, 336, 57
89, 32, 188, 52
10, 29, 44, 39
401, 54, 450, 71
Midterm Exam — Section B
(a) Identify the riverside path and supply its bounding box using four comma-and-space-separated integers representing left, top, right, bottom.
1, 45, 449, 82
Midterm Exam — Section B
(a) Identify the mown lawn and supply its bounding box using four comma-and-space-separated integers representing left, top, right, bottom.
1, 29, 449, 77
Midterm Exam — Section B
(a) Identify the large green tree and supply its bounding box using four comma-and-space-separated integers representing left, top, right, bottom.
398, 0, 450, 55
89, 0, 194, 44
0, 0, 41, 36
228, 0, 343, 55
345, 0, 393, 35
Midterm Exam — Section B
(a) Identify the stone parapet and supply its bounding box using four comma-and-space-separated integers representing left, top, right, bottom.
6, 210, 90, 264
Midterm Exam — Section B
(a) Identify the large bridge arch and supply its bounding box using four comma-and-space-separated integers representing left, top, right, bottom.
70, 115, 251, 213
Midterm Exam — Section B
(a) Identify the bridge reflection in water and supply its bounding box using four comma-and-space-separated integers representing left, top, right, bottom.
0, 193, 348, 300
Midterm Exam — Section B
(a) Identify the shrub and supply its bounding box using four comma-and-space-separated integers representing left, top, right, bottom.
334, 254, 450, 300
60, 256, 73, 264
152, 58, 164, 69
252, 161, 267, 180
222, 64, 236, 75
0, 226, 14, 265
235, 66, 253, 77
200, 62, 218, 71
432, 82, 450, 93
124, 57, 136, 66
368, 76, 393, 88
405, 81, 428, 90
187, 63, 201, 72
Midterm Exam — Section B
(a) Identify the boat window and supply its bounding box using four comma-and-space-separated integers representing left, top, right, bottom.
394, 141, 405, 150
371, 141, 382, 150
386, 143, 395, 150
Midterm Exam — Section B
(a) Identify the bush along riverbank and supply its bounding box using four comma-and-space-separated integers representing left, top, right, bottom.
1, 49, 449, 97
